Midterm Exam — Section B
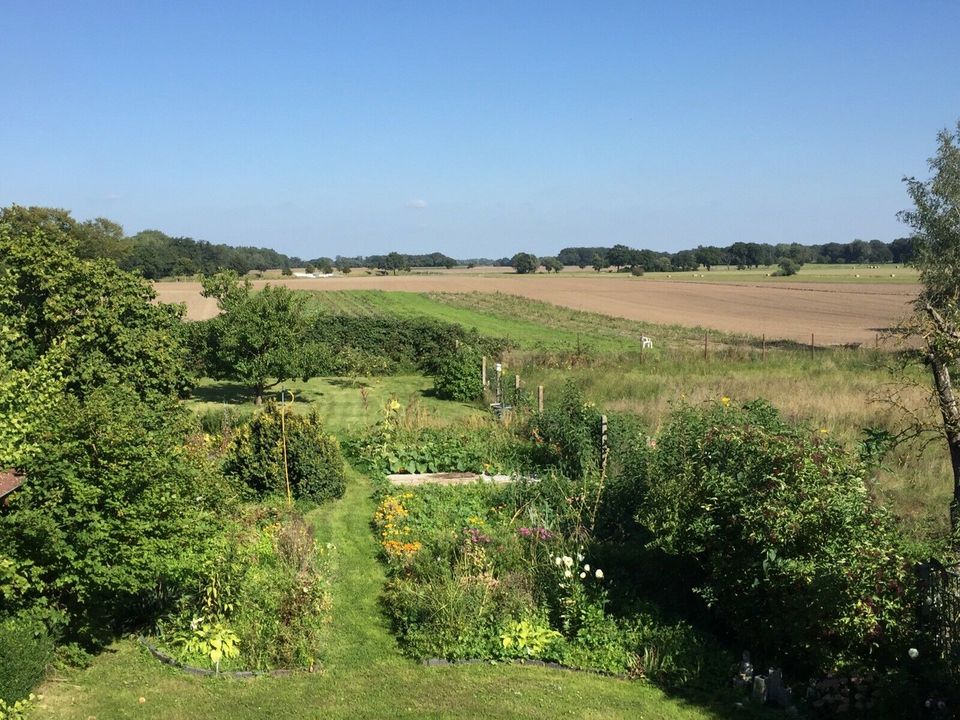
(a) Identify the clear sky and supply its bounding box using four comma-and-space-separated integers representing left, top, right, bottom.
2, 1, 958, 259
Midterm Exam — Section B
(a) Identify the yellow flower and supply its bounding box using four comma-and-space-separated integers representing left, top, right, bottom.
819, 428, 829, 434
720, 397, 731, 406
388, 399, 401, 411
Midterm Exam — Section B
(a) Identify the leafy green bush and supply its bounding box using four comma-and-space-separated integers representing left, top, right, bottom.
314, 314, 507, 376
0, 613, 55, 704
632, 400, 916, 673
225, 403, 345, 504
526, 382, 603, 479
0, 384, 229, 644
433, 346, 484, 402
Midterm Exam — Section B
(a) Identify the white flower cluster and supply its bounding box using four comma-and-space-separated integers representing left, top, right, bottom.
551, 552, 603, 581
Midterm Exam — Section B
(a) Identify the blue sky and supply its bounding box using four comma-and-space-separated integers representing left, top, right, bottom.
2, 1, 958, 258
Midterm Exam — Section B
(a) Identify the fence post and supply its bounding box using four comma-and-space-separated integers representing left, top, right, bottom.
515, 374, 520, 390
600, 414, 609, 472
537, 385, 544, 413
703, 330, 708, 361
762, 333, 766, 362
810, 333, 815, 356
482, 356, 487, 388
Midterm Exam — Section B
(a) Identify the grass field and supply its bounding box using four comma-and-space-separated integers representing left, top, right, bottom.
192, 375, 484, 435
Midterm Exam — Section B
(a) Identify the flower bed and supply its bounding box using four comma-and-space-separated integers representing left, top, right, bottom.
372, 479, 729, 685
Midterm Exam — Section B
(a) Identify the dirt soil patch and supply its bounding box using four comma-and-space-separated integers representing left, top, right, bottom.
155, 275, 918, 345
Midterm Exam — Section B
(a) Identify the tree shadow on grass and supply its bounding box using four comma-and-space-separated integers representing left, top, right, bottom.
190, 381, 317, 406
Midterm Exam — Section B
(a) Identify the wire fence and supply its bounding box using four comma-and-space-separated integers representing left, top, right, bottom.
916, 559, 960, 683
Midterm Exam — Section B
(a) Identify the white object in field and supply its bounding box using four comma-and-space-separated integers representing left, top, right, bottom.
495, 363, 502, 373
641, 336, 653, 349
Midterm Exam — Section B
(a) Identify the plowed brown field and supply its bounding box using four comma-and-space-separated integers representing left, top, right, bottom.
155, 275, 918, 346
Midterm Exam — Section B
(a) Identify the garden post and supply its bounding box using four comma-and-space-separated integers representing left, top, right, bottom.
537, 385, 544, 412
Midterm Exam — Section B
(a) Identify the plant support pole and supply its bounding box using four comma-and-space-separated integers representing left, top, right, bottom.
280, 388, 293, 507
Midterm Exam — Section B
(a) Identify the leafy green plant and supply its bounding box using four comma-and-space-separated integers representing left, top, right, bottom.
632, 399, 917, 673
526, 382, 603, 480
348, 403, 521, 476
0, 693, 39, 720
175, 619, 240, 672
225, 403, 345, 504
500, 619, 561, 658
159, 506, 330, 671
0, 613, 55, 704
433, 345, 484, 402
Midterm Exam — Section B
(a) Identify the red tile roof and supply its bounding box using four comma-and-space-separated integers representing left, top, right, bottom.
0, 469, 24, 499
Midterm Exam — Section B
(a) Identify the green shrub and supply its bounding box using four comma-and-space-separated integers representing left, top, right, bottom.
632, 400, 916, 673
225, 403, 345, 504
0, 385, 228, 644
314, 314, 507, 376
197, 405, 249, 436
0, 613, 55, 704
433, 346, 484, 401
526, 382, 603, 479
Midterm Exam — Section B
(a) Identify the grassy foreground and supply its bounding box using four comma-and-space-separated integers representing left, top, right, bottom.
29, 467, 768, 720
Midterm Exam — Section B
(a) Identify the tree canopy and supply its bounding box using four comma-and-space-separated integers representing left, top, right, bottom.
199, 272, 322, 404
511, 252, 539, 274
0, 213, 191, 400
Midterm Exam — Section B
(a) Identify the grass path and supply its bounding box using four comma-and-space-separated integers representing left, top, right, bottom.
30, 467, 761, 720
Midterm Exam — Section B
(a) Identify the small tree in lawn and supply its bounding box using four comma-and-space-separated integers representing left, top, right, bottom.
201, 272, 321, 405
899, 120, 960, 542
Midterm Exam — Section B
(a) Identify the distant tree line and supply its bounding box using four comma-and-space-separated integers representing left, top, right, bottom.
556, 238, 916, 273
0, 206, 303, 280
4, 205, 918, 280
329, 251, 460, 272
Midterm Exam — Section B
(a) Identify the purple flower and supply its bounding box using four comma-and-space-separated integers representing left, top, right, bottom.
467, 528, 491, 544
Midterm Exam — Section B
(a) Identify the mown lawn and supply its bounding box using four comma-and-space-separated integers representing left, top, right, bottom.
189, 374, 484, 434
30, 466, 775, 720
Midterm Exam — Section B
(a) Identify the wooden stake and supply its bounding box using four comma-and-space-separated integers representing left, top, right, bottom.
810, 333, 815, 355
762, 333, 766, 362
600, 415, 609, 471
704, 330, 708, 361
482, 356, 487, 387
515, 374, 520, 390
537, 385, 544, 413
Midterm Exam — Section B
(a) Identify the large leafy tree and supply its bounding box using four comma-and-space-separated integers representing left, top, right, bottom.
899, 121, 960, 540
200, 272, 322, 404
0, 207, 224, 644
0, 212, 191, 400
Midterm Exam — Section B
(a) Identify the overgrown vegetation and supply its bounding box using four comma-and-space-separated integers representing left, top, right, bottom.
155, 504, 331, 672
628, 400, 917, 674
0, 213, 347, 709
224, 402, 346, 504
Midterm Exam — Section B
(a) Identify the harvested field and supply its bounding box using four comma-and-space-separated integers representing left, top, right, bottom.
156, 275, 918, 345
